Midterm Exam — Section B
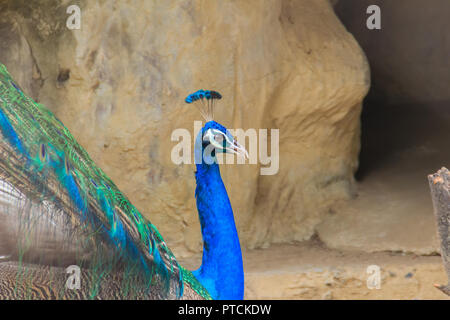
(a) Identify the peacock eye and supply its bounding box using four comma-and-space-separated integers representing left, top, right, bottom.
214, 134, 224, 142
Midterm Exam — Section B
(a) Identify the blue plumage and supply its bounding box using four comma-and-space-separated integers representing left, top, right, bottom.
0, 108, 26, 155
191, 120, 245, 300
184, 91, 245, 299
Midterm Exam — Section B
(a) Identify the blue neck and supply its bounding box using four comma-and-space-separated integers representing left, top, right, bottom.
192, 161, 244, 300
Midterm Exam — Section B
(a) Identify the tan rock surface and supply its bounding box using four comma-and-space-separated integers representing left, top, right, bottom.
0, 0, 369, 259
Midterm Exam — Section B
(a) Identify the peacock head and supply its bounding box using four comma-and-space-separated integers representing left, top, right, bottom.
186, 90, 248, 164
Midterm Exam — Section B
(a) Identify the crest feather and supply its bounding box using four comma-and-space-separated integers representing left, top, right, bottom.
185, 90, 222, 121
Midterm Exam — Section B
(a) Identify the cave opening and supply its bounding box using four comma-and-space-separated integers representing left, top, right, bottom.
355, 88, 450, 183
316, 1, 450, 254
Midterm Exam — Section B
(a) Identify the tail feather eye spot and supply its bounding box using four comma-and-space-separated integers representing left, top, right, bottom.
64, 157, 71, 174
39, 144, 46, 162
10, 81, 21, 92
90, 178, 98, 188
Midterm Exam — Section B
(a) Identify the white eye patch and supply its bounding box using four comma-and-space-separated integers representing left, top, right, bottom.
203, 129, 228, 150
203, 128, 249, 159
214, 134, 224, 143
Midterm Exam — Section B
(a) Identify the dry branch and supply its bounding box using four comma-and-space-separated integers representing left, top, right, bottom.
428, 167, 450, 296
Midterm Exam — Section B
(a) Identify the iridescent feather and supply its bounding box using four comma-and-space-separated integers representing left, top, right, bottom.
0, 64, 210, 300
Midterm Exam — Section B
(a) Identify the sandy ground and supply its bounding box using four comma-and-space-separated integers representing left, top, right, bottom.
317, 102, 449, 254
316, 163, 440, 254
180, 240, 449, 300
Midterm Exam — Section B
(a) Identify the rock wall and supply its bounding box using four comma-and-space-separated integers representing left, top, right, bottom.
0, 0, 369, 258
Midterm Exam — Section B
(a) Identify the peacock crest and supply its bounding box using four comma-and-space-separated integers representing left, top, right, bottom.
185, 89, 222, 122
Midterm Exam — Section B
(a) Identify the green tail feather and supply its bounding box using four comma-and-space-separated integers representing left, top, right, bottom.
0, 63, 210, 300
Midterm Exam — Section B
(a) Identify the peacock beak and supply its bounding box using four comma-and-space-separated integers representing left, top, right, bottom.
229, 138, 249, 160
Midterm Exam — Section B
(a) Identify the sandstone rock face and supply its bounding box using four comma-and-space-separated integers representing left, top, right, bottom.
0, 0, 369, 257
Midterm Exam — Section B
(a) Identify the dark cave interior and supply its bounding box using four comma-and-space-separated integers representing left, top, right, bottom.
313, 0, 450, 254
334, 0, 450, 183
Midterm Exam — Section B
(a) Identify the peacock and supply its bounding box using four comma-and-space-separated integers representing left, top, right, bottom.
0, 63, 246, 300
